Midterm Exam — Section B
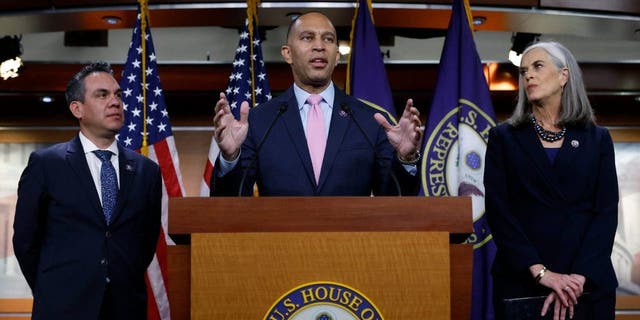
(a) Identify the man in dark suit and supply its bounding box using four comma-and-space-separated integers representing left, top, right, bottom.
13, 62, 162, 319
210, 12, 423, 196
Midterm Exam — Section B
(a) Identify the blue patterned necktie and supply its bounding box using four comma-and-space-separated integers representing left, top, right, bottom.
93, 150, 117, 225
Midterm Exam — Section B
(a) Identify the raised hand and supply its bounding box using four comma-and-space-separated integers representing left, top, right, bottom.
374, 98, 424, 161
213, 92, 250, 160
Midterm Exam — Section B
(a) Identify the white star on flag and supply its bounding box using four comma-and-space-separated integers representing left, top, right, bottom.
201, 17, 272, 196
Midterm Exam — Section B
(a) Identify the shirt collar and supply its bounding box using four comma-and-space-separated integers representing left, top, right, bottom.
293, 82, 335, 112
79, 131, 119, 156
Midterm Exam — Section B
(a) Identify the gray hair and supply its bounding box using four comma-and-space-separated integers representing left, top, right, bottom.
508, 41, 595, 127
65, 61, 114, 105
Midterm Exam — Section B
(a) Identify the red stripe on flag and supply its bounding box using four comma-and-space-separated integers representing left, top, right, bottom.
203, 160, 213, 188
153, 139, 183, 197
155, 225, 170, 289
145, 274, 161, 320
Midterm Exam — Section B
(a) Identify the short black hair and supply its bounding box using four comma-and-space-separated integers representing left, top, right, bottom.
65, 61, 114, 105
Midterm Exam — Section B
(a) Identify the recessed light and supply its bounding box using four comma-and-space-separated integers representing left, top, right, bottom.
472, 16, 486, 26
102, 16, 122, 25
40, 96, 53, 103
338, 41, 351, 55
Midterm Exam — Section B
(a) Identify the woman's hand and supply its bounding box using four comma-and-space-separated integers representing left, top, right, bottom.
538, 270, 580, 307
541, 292, 574, 320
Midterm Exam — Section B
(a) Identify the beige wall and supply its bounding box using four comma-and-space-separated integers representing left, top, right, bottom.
173, 130, 214, 196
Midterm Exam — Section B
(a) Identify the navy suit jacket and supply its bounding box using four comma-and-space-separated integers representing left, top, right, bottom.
484, 122, 619, 300
13, 135, 162, 319
211, 85, 418, 196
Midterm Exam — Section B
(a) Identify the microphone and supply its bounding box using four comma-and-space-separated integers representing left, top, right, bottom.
237, 103, 288, 196
340, 103, 402, 196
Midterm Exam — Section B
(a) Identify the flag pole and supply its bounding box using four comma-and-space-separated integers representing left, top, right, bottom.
246, 0, 260, 106
345, 0, 361, 94
462, 0, 474, 32
139, 0, 149, 156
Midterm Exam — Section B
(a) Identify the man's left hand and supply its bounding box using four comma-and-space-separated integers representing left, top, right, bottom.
374, 98, 424, 161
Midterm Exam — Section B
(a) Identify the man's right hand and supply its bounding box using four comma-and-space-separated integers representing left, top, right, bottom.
213, 92, 250, 161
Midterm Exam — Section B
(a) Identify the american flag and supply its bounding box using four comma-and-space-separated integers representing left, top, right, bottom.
200, 18, 272, 196
116, 7, 185, 320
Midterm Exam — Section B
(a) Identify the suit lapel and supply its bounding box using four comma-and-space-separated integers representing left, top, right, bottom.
317, 87, 349, 190
280, 89, 316, 187
552, 127, 584, 180
512, 124, 567, 201
65, 135, 104, 222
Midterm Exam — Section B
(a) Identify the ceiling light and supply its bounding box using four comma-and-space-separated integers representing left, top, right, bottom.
102, 16, 122, 25
0, 35, 23, 80
338, 40, 351, 55
472, 16, 486, 26
40, 96, 54, 103
509, 33, 540, 66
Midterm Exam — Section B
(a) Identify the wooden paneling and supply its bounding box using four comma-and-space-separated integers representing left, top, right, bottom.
0, 0, 50, 11
451, 244, 473, 320
192, 232, 451, 319
617, 295, 640, 310
0, 299, 31, 313
0, 129, 76, 143
541, 0, 640, 15
166, 242, 473, 320
168, 197, 473, 234
167, 245, 190, 320
0, 0, 539, 12
1, 62, 639, 127
611, 128, 640, 142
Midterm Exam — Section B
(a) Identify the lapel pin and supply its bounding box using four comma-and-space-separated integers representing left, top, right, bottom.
126, 164, 135, 172
339, 110, 348, 118
571, 140, 579, 148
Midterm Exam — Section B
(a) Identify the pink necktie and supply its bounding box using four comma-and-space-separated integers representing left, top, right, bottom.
306, 94, 326, 183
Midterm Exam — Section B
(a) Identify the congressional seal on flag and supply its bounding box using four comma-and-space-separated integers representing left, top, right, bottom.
422, 98, 495, 223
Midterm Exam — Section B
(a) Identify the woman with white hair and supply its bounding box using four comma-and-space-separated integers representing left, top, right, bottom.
485, 41, 619, 319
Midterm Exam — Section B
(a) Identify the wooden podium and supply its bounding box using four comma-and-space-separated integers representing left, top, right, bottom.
167, 197, 473, 319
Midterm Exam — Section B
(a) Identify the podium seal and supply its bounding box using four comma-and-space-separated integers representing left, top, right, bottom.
263, 281, 384, 320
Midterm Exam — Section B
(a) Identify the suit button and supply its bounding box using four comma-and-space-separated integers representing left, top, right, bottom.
105, 231, 111, 238
101, 258, 108, 265
105, 276, 111, 283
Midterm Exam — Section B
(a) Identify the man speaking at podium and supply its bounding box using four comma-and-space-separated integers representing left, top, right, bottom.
210, 12, 423, 196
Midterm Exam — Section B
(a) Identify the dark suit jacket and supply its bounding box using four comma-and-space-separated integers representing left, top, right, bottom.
211, 85, 418, 196
484, 121, 618, 301
13, 135, 162, 319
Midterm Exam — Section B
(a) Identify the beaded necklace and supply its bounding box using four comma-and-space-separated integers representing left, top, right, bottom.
531, 116, 566, 142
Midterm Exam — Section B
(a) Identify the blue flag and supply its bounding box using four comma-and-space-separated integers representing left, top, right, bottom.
419, 0, 497, 319
347, 0, 396, 122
